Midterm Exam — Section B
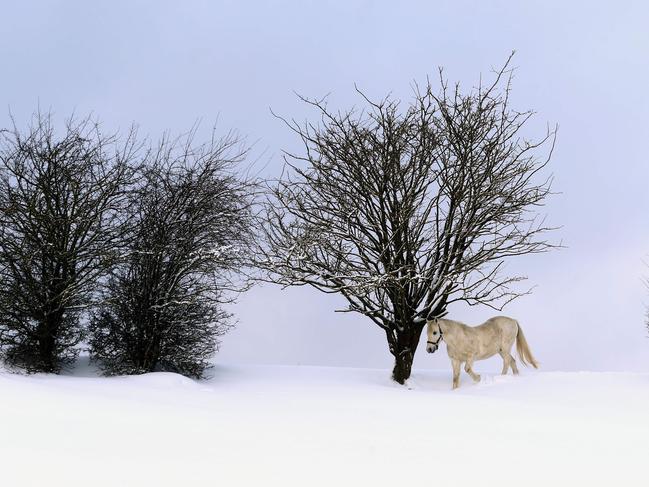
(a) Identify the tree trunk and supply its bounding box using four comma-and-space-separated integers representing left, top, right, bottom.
390, 320, 425, 384
37, 318, 58, 373
137, 321, 161, 373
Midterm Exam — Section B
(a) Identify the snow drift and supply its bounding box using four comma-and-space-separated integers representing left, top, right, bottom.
0, 363, 647, 486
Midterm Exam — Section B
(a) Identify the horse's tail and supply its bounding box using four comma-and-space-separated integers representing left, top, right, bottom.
515, 322, 539, 369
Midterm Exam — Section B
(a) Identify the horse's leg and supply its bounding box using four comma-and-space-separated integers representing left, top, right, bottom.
499, 351, 510, 375
503, 349, 520, 375
510, 355, 520, 375
464, 357, 481, 382
451, 359, 461, 389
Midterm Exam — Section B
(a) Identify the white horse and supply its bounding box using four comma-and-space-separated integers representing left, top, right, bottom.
426, 316, 538, 389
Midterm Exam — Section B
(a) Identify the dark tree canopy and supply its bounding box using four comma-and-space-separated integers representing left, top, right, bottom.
260, 57, 557, 383
0, 113, 137, 372
89, 131, 255, 378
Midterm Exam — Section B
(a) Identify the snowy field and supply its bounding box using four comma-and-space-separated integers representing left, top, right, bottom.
1, 361, 647, 487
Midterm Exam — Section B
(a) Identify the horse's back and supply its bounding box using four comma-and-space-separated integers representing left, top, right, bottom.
483, 315, 517, 330
482, 316, 518, 342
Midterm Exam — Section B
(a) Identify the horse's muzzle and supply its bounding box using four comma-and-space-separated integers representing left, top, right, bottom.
426, 345, 438, 353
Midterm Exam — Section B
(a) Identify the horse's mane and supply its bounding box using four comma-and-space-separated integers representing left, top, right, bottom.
439, 317, 469, 329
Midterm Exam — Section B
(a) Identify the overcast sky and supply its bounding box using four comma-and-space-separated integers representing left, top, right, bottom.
2, 1, 649, 373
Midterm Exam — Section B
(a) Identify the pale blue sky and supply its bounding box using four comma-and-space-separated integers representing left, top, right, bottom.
2, 1, 649, 372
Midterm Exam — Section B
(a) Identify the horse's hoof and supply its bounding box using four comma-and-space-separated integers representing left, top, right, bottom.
473, 375, 481, 382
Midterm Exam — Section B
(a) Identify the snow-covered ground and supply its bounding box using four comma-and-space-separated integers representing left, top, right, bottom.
1, 360, 647, 487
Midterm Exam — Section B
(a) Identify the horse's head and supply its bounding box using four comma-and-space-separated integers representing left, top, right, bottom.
426, 318, 443, 353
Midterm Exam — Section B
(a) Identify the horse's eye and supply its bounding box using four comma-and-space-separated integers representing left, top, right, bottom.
433, 331, 437, 335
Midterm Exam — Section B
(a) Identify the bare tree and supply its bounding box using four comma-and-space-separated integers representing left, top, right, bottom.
89, 130, 255, 378
259, 57, 557, 383
0, 112, 138, 372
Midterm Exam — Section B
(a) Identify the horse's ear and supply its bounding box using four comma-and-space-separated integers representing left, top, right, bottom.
427, 310, 448, 320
